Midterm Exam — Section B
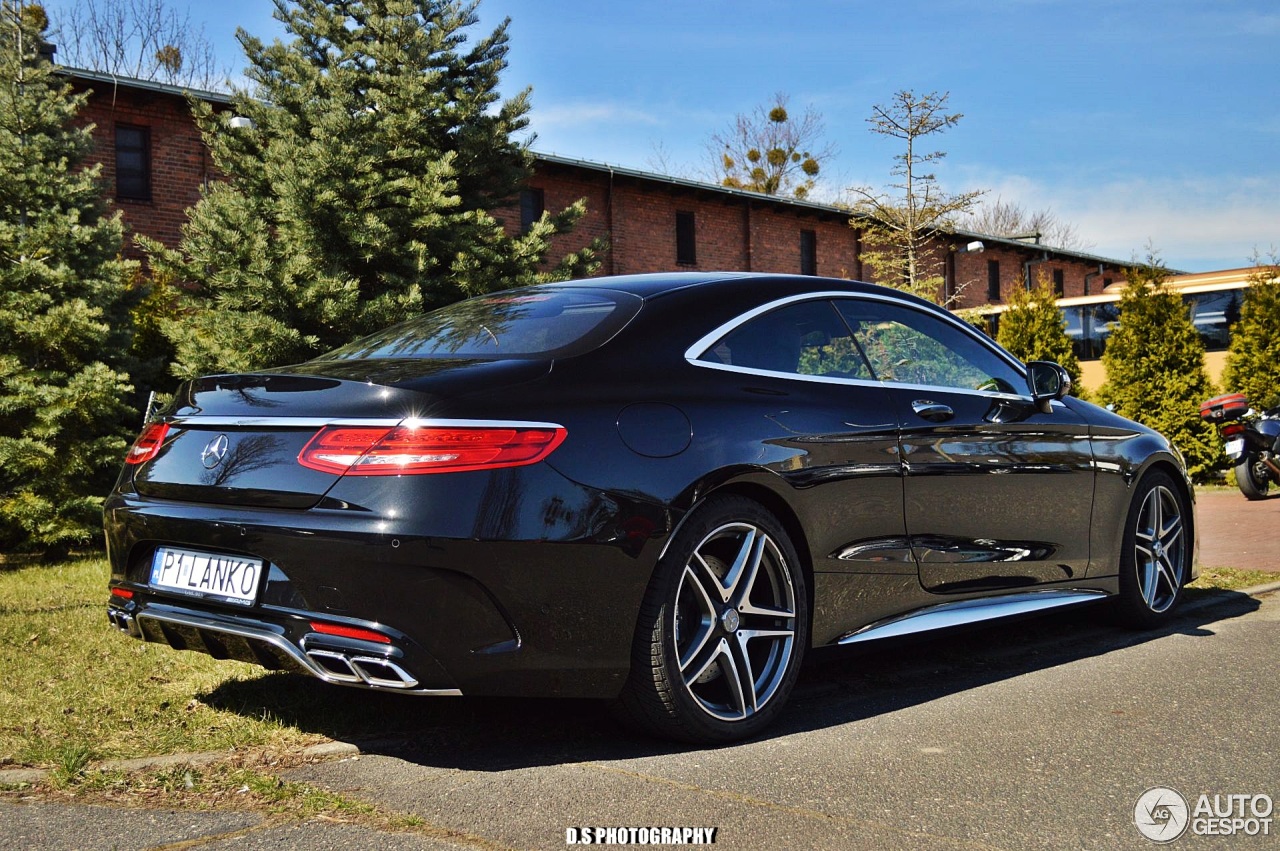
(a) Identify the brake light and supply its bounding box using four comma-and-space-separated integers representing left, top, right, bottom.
309, 621, 392, 644
125, 422, 170, 465
1223, 423, 1246, 436
110, 586, 133, 599
297, 423, 566, 475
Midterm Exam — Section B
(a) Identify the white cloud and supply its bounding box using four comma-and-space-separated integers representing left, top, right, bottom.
961, 171, 1280, 271
531, 101, 664, 132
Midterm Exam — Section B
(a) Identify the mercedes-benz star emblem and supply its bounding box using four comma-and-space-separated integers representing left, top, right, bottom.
201, 434, 230, 469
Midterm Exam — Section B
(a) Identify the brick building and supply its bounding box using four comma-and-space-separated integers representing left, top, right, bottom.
70, 68, 1130, 309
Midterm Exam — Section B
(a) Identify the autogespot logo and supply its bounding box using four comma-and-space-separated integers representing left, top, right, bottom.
1135, 787, 1190, 843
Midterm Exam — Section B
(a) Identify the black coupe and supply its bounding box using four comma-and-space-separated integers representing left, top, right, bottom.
105, 273, 1196, 743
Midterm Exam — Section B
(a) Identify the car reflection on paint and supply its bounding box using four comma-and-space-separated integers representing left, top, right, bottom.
106, 273, 1196, 743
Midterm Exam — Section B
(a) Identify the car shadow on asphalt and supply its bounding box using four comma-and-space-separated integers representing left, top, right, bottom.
199, 589, 1261, 770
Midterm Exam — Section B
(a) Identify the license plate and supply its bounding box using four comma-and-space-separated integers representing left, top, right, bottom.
149, 547, 263, 606
1225, 438, 1245, 459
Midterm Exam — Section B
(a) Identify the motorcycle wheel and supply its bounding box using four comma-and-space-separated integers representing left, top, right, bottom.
1234, 454, 1273, 500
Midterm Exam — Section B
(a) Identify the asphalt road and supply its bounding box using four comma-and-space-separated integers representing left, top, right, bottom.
271, 589, 1280, 850
13, 587, 1271, 850
5, 490, 1279, 850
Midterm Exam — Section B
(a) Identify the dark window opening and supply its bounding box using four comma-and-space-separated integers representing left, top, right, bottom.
800, 230, 817, 276
1052, 268, 1065, 297
519, 188, 545, 234
115, 124, 151, 201
987, 260, 1001, 302
676, 211, 697, 266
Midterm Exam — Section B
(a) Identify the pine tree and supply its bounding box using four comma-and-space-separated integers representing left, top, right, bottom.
996, 274, 1081, 392
0, 1, 136, 552
145, 0, 599, 380
1098, 255, 1219, 479
1221, 257, 1280, 411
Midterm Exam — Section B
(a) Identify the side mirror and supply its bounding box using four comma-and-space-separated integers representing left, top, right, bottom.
1026, 361, 1071, 414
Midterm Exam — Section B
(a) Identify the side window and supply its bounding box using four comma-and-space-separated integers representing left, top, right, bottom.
700, 299, 874, 380
834, 299, 1024, 394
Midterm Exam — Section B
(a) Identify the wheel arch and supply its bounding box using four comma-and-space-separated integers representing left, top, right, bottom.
663, 474, 816, 643
1138, 457, 1198, 583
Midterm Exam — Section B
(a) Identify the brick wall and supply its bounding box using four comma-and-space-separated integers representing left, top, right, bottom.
71, 72, 1126, 302
72, 77, 216, 257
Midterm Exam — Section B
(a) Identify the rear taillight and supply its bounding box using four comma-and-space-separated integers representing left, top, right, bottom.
1223, 423, 1246, 436
125, 422, 170, 465
297, 423, 566, 475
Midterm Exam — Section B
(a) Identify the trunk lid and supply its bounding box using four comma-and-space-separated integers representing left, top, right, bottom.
130, 359, 551, 508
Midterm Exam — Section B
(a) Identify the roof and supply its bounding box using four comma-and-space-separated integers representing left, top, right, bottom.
58, 67, 1135, 272
533, 152, 1134, 270
62, 66, 234, 106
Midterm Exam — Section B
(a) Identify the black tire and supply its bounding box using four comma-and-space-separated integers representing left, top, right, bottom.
1113, 470, 1191, 629
614, 494, 808, 744
1235, 455, 1273, 500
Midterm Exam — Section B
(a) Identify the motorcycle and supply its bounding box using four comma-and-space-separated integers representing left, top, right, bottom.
1200, 393, 1280, 499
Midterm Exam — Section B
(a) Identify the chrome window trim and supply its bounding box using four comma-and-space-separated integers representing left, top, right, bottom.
165, 416, 566, 430
684, 290, 1033, 401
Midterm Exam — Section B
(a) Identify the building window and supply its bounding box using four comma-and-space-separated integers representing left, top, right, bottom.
1052, 268, 1065, 297
987, 260, 1001, 302
800, 230, 817, 276
519, 188, 545, 234
115, 124, 151, 201
676, 211, 696, 266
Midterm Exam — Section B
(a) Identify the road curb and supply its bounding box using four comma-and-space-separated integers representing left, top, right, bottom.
2, 583, 1275, 789
0, 740, 361, 788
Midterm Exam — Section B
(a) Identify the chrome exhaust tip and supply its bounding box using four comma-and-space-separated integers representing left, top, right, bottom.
304, 648, 419, 689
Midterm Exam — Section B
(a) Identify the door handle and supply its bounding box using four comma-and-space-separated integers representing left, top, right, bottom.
911, 400, 954, 422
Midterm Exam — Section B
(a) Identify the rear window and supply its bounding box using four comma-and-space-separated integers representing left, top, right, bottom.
319, 288, 642, 361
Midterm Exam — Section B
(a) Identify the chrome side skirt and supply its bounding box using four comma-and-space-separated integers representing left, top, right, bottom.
837, 589, 1109, 645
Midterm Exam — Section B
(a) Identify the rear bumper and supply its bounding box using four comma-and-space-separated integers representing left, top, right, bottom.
103, 468, 670, 699
107, 598, 458, 694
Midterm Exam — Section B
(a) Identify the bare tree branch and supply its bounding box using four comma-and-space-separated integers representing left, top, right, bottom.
964, 196, 1091, 251
51, 0, 228, 91
708, 92, 835, 199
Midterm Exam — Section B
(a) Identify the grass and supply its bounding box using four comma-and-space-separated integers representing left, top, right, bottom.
0, 557, 323, 769
1189, 565, 1279, 591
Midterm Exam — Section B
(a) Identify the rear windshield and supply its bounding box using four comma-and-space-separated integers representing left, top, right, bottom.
319, 288, 642, 361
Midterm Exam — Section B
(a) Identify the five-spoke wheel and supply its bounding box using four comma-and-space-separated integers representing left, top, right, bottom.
1115, 471, 1190, 628
616, 495, 808, 743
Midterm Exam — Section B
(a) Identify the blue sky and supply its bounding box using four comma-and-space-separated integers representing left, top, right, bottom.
43, 0, 1280, 272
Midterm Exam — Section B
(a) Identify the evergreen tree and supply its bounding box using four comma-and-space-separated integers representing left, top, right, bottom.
0, 1, 136, 552
996, 274, 1081, 392
1221, 256, 1280, 411
145, 0, 599, 379
1098, 255, 1218, 479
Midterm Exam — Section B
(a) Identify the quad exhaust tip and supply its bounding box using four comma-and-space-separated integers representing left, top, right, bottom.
305, 648, 419, 689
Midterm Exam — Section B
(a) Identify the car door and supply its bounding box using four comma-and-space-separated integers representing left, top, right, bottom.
834, 296, 1095, 594
688, 296, 910, 578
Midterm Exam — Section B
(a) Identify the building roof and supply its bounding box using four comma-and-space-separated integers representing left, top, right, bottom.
62, 66, 234, 106
60, 66, 1133, 271
533, 151, 1132, 270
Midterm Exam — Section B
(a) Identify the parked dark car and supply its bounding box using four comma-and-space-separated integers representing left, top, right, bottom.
105, 273, 1196, 743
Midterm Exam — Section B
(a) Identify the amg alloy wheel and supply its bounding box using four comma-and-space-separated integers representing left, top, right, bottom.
616, 495, 808, 743
1114, 471, 1190, 628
